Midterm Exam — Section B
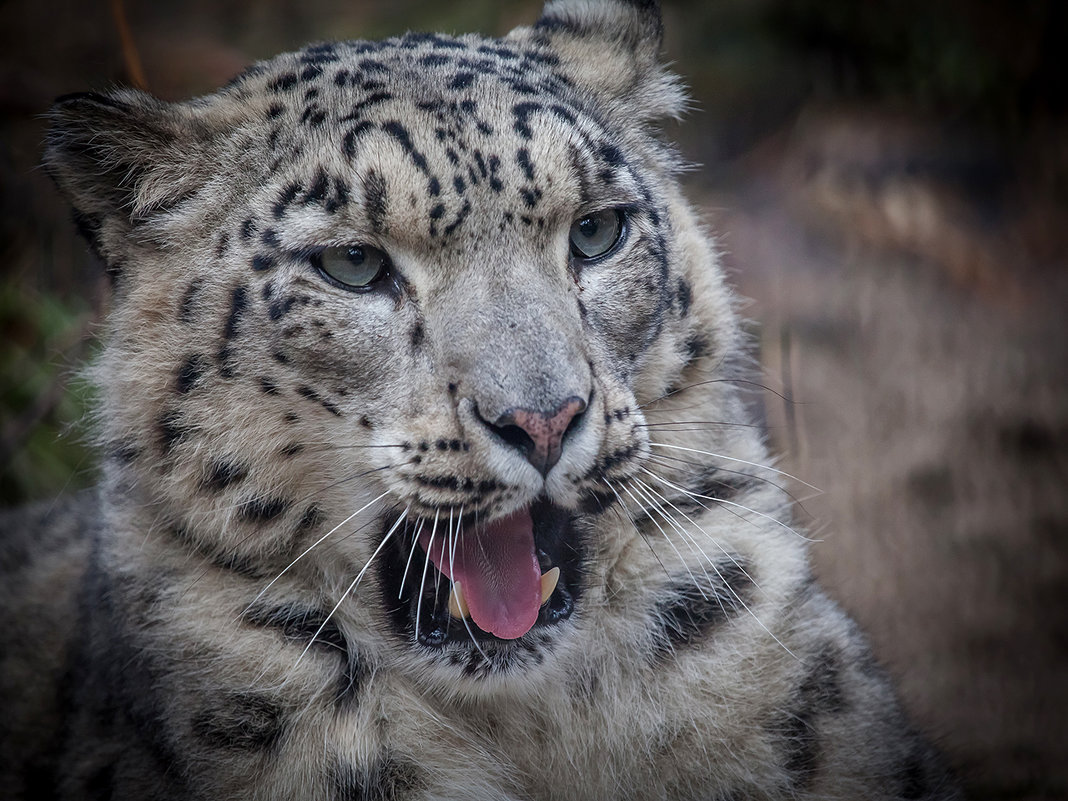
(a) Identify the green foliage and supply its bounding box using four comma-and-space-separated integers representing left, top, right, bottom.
0, 283, 97, 506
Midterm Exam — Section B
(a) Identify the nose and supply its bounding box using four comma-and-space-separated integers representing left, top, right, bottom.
480, 396, 587, 476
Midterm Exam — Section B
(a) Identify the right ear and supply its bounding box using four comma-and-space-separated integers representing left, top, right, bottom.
44, 90, 221, 266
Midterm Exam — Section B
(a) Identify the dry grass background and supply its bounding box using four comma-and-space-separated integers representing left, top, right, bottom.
1, 1, 1065, 797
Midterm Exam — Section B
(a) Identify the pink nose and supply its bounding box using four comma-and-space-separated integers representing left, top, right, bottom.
490, 396, 587, 475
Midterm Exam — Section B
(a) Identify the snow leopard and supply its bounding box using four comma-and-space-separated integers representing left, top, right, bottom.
0, 1, 960, 798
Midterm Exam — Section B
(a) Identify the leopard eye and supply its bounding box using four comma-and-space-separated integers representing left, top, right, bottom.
314, 245, 389, 290
569, 209, 625, 261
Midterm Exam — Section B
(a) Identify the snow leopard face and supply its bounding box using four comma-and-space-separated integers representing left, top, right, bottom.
45, 0, 744, 684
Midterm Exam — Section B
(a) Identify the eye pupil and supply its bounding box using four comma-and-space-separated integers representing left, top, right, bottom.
569, 209, 624, 260
315, 244, 388, 290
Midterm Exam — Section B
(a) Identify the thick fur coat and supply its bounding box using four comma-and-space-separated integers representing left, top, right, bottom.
0, 2, 959, 798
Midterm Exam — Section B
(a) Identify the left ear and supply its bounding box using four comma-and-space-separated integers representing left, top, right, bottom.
511, 0, 685, 122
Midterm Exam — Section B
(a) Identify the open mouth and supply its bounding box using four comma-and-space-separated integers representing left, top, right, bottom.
380, 499, 584, 648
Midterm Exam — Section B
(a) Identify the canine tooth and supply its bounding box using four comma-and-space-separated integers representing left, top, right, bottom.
448, 581, 470, 620
540, 567, 560, 605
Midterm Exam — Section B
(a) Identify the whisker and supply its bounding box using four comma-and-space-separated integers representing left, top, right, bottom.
632, 476, 759, 591
636, 420, 762, 430
414, 510, 440, 642
639, 467, 815, 542
626, 479, 712, 598
452, 513, 489, 664
639, 377, 794, 409
240, 489, 390, 619
633, 478, 796, 659
648, 442, 821, 493
601, 478, 671, 579
644, 453, 813, 514
286, 506, 410, 680
616, 480, 703, 592
398, 518, 426, 600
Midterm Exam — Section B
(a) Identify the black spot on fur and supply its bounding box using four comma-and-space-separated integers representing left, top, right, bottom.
332, 754, 423, 801
202, 459, 249, 493
252, 254, 275, 272
239, 495, 292, 523
304, 169, 330, 205
346, 91, 393, 118
223, 286, 249, 339
244, 603, 363, 704
520, 187, 542, 208
158, 411, 188, 455
296, 504, 322, 532
269, 72, 297, 93
192, 692, 284, 750
179, 279, 203, 324
297, 385, 342, 417
443, 200, 471, 237
516, 147, 535, 181
343, 121, 375, 159
273, 182, 302, 218
106, 439, 141, 464
364, 169, 388, 233
240, 217, 257, 242
650, 559, 754, 660
410, 322, 425, 350
777, 644, 846, 789
258, 376, 279, 395
449, 71, 475, 90
269, 296, 297, 321
175, 353, 208, 394
301, 64, 323, 81
685, 333, 709, 360
675, 277, 693, 316
381, 121, 429, 172
512, 102, 543, 139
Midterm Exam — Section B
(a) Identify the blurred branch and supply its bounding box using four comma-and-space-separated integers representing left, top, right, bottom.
110, 0, 148, 91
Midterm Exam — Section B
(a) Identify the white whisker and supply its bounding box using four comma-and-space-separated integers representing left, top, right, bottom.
241, 489, 390, 618
398, 518, 426, 600
648, 442, 821, 493
617, 479, 703, 592
639, 466, 816, 542
414, 510, 440, 642
286, 505, 409, 680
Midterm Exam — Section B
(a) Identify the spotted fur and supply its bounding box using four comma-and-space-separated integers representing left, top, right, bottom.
0, 2, 959, 798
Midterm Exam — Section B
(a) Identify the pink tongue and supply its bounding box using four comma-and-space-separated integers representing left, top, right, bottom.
420, 508, 542, 640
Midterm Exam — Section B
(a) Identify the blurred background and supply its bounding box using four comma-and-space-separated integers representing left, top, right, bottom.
1, 0, 1066, 796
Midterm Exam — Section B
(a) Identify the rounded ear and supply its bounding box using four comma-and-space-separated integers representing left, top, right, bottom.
512, 0, 685, 122
45, 90, 213, 223
536, 0, 664, 58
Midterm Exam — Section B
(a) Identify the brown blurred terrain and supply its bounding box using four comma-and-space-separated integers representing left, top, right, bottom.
1, 1, 1066, 797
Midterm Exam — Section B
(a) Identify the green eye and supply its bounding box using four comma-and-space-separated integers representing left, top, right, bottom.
314, 245, 389, 290
569, 209, 625, 260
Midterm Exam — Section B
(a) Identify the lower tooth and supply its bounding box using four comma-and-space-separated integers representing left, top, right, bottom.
540, 567, 560, 605
449, 581, 470, 620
